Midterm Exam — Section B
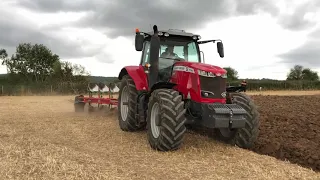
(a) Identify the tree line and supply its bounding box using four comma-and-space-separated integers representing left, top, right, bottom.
223, 66, 320, 90
0, 42, 319, 95
0, 43, 120, 94
223, 66, 319, 81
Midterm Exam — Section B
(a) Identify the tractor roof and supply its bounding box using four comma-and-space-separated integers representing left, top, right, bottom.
144, 29, 200, 38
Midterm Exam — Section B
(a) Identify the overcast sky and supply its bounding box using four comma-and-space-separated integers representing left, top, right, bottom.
0, 0, 319, 80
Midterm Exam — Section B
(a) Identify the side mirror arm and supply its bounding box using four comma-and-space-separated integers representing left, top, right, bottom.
200, 51, 205, 63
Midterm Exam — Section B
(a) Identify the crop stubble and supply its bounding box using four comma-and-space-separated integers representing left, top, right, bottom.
0, 92, 319, 179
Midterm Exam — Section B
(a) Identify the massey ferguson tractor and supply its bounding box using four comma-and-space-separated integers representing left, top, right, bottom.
117, 25, 260, 151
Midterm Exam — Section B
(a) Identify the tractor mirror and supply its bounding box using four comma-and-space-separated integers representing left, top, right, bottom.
135, 34, 144, 51
217, 42, 224, 58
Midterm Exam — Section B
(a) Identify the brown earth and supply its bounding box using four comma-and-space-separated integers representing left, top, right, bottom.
0, 95, 319, 179
250, 95, 320, 172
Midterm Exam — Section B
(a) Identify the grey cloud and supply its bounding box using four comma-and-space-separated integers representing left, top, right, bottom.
277, 1, 320, 31
235, 0, 279, 15
16, 0, 95, 12
77, 0, 282, 38
16, 0, 320, 34
272, 1, 320, 68
278, 25, 320, 68
17, 0, 280, 38
0, 9, 103, 60
308, 28, 320, 38
96, 54, 115, 64
278, 40, 320, 68
6, 0, 320, 66
74, 0, 237, 38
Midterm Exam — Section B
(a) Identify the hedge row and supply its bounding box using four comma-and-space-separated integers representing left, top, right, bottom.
1, 80, 320, 96
228, 80, 320, 90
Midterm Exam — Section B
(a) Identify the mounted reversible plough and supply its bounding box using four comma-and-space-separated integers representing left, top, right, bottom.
74, 82, 118, 112
74, 25, 260, 151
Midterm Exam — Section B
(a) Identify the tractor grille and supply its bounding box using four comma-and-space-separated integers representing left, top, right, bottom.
199, 76, 226, 99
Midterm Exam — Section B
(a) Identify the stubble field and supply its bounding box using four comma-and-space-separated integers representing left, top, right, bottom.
0, 90, 320, 179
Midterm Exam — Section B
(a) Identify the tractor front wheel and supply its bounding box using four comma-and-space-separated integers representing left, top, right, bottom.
214, 92, 260, 149
118, 75, 146, 131
147, 89, 187, 151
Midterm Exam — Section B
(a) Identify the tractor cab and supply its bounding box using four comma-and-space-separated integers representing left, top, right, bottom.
135, 26, 224, 89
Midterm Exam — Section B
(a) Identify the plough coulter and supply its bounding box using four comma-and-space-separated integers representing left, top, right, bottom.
74, 25, 260, 152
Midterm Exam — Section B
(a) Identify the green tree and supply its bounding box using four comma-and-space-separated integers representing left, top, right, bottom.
2, 43, 60, 82
287, 65, 304, 80
301, 68, 319, 81
223, 66, 238, 81
287, 65, 319, 81
50, 61, 89, 93
0, 49, 10, 72
0, 49, 8, 60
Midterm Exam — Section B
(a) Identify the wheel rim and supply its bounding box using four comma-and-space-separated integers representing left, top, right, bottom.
150, 102, 160, 138
120, 86, 129, 121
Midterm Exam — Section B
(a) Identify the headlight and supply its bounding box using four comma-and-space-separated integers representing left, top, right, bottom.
197, 70, 227, 78
198, 70, 208, 76
198, 70, 215, 77
192, 35, 201, 40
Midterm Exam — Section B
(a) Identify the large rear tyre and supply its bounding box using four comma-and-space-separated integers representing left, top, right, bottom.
118, 75, 146, 131
147, 89, 187, 151
214, 92, 260, 149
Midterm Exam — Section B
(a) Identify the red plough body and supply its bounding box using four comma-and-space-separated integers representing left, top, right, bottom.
81, 96, 118, 106
74, 83, 119, 112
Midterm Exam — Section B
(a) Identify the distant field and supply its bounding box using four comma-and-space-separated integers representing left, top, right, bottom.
247, 90, 320, 96
0, 95, 319, 179
81, 90, 320, 97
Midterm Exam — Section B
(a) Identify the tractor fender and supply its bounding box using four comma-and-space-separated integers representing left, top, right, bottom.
118, 66, 148, 91
150, 82, 177, 93
226, 85, 245, 93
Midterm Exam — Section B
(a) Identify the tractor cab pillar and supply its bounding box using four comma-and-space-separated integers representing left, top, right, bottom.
135, 25, 161, 91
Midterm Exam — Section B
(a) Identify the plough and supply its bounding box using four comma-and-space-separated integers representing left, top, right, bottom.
74, 82, 118, 112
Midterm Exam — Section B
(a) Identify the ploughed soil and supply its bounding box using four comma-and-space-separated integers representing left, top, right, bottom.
250, 95, 320, 171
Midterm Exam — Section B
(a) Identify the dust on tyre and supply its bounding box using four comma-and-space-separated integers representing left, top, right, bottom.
147, 89, 187, 151
118, 74, 146, 131
214, 92, 260, 149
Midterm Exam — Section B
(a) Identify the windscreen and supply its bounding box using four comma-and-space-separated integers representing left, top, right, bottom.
158, 38, 200, 70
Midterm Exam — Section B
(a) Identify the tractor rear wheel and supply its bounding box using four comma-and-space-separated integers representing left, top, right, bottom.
118, 75, 146, 131
214, 92, 260, 149
147, 89, 187, 151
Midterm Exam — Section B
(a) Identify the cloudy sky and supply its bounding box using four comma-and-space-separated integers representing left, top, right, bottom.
0, 0, 319, 80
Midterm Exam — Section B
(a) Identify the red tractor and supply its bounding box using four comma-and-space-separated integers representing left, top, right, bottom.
117, 25, 260, 151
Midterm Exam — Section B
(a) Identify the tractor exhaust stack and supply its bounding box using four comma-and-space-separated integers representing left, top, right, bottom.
148, 25, 160, 90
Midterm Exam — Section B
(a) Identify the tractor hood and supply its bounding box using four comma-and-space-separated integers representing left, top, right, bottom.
175, 61, 227, 75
